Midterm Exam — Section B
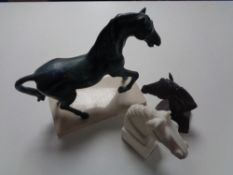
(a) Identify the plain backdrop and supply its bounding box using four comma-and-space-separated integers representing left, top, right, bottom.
0, 2, 233, 175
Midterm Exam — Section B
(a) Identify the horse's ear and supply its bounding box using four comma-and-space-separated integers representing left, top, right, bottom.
139, 7, 146, 14
146, 117, 165, 128
169, 73, 174, 81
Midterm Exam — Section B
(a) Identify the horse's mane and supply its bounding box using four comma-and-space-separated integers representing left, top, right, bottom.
98, 12, 141, 39
88, 12, 145, 58
111, 13, 139, 23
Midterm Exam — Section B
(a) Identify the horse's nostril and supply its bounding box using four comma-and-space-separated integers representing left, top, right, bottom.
156, 38, 161, 46
141, 86, 148, 93
173, 149, 187, 159
185, 141, 189, 148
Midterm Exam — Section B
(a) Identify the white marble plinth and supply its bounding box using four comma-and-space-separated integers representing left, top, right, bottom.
49, 76, 146, 137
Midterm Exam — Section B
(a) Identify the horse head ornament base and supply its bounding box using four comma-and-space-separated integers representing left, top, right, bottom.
15, 8, 161, 119
122, 104, 189, 159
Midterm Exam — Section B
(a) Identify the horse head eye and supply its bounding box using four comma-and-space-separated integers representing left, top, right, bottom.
138, 16, 148, 25
144, 17, 151, 26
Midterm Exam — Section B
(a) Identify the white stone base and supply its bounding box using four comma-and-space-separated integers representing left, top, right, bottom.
49, 76, 146, 137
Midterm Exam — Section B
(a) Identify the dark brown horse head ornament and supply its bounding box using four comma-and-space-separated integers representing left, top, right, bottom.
142, 73, 197, 133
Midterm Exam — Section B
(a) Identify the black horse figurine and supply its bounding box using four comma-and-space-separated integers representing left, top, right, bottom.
141, 73, 197, 133
15, 8, 161, 119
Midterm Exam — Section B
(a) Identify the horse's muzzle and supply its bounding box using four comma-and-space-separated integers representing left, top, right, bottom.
145, 31, 161, 47
141, 85, 148, 93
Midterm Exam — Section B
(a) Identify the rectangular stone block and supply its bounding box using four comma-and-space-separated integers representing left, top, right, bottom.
49, 76, 146, 137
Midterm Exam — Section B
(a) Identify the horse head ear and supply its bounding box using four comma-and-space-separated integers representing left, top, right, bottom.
169, 73, 174, 81
139, 7, 146, 14
146, 117, 165, 129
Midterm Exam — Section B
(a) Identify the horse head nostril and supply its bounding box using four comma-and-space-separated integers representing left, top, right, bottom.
155, 36, 161, 46
184, 141, 189, 148
141, 86, 148, 93
157, 39, 161, 46
173, 149, 187, 159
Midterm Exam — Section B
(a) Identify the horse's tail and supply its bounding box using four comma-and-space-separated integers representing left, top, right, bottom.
15, 74, 45, 101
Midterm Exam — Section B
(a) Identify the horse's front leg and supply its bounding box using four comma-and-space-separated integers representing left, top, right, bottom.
118, 69, 139, 93
109, 68, 139, 93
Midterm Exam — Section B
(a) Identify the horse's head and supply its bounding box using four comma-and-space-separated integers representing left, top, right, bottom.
142, 73, 177, 99
142, 73, 198, 112
146, 111, 189, 159
133, 8, 161, 47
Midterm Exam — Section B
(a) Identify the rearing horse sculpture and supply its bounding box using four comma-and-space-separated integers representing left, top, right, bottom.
15, 8, 161, 119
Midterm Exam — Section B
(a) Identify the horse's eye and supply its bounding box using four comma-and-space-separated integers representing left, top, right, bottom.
147, 22, 153, 32
147, 25, 152, 33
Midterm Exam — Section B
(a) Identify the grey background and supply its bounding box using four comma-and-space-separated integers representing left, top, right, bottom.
0, 2, 233, 175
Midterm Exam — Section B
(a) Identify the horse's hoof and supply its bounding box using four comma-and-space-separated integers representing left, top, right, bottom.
81, 113, 89, 120
118, 86, 127, 93
37, 95, 45, 102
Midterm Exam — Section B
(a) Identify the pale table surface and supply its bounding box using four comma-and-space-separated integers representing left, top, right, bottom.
0, 2, 233, 175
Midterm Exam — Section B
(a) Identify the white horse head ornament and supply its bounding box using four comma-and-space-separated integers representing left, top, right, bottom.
122, 104, 188, 159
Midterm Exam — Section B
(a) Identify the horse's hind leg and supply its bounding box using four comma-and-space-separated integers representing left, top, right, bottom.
57, 88, 89, 119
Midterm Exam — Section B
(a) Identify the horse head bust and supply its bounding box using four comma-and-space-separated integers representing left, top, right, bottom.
146, 110, 189, 159
142, 73, 198, 133
141, 73, 176, 99
123, 104, 188, 159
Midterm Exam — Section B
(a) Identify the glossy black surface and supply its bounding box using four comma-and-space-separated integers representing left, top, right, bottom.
15, 8, 161, 119
141, 73, 197, 133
